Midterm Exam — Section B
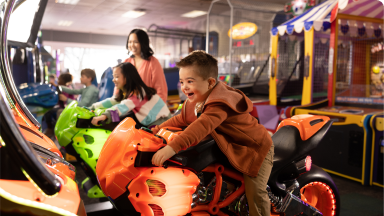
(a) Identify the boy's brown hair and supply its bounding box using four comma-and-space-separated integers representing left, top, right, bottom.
81, 69, 96, 81
176, 50, 218, 80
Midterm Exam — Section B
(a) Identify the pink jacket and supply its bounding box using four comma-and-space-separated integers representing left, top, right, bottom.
124, 56, 168, 103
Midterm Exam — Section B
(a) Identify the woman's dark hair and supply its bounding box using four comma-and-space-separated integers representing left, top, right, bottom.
126, 29, 154, 60
114, 62, 157, 102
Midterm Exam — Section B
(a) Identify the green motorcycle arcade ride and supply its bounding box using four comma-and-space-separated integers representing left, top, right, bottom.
55, 101, 114, 198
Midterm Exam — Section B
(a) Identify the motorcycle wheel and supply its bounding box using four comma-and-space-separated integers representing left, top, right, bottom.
298, 180, 340, 216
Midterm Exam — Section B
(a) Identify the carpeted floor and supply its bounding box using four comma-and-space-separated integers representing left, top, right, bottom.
331, 174, 383, 216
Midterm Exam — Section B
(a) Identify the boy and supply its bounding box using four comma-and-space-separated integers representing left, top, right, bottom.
59, 69, 99, 107
43, 69, 99, 138
152, 51, 274, 216
48, 74, 57, 90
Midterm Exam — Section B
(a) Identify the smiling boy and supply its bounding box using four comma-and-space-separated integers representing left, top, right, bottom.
152, 51, 274, 216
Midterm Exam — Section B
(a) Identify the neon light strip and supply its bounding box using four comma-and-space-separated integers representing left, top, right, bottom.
372, 182, 384, 188
21, 168, 59, 198
0, 136, 5, 146
0, 187, 76, 216
322, 168, 362, 183
14, 107, 31, 127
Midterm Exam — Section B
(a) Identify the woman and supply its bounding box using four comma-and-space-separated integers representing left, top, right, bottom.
124, 29, 168, 103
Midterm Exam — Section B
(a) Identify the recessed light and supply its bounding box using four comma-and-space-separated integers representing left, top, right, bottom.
55, 0, 79, 5
57, 20, 73, 26
181, 10, 207, 18
122, 10, 146, 18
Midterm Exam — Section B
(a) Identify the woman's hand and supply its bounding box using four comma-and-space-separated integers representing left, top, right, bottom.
59, 94, 67, 102
152, 145, 176, 166
91, 115, 107, 126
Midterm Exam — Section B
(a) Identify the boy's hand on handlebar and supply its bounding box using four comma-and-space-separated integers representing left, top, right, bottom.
91, 115, 107, 126
49, 80, 57, 86
151, 126, 159, 134
59, 94, 67, 102
152, 145, 176, 166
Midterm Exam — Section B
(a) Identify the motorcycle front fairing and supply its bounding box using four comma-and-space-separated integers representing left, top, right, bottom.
96, 117, 200, 216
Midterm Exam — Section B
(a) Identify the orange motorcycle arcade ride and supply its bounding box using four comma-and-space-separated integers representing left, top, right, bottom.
96, 114, 340, 216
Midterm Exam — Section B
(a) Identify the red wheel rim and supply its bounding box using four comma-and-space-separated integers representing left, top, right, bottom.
300, 181, 337, 216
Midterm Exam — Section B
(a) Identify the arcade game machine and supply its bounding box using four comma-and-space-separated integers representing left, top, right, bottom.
369, 112, 383, 187
367, 53, 384, 187
249, 0, 325, 133
286, 0, 383, 185
0, 0, 85, 215
8, 0, 58, 123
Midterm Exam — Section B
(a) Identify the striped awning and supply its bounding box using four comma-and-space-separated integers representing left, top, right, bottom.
271, 0, 383, 36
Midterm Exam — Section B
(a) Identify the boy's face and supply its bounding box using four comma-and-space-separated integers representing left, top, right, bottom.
179, 66, 216, 103
80, 75, 92, 85
112, 67, 126, 90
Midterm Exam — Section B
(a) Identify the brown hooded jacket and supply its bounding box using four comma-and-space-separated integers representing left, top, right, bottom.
154, 81, 272, 177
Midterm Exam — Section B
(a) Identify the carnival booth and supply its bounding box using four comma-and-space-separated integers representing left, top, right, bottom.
205, 0, 305, 132
205, 0, 280, 91
276, 0, 383, 185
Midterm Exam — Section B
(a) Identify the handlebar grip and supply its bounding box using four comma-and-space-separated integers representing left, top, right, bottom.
97, 120, 107, 126
57, 85, 62, 94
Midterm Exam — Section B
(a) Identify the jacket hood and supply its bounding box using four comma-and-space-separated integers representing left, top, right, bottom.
204, 81, 253, 114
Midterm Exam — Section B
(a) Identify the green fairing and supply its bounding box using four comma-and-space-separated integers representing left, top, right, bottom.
72, 128, 111, 174
55, 101, 107, 146
55, 101, 95, 147
81, 178, 105, 198
55, 101, 110, 198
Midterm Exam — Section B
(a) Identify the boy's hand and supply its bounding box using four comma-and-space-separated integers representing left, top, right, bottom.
151, 126, 160, 135
59, 94, 67, 102
49, 80, 57, 86
91, 115, 107, 126
152, 145, 176, 166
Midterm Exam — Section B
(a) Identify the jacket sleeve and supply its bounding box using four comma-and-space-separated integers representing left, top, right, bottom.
149, 57, 168, 103
152, 111, 187, 134
61, 86, 84, 95
91, 97, 119, 109
78, 88, 98, 107
101, 97, 137, 124
167, 104, 228, 153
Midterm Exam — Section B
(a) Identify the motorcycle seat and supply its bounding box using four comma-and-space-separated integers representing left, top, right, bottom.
175, 138, 233, 172
271, 121, 332, 174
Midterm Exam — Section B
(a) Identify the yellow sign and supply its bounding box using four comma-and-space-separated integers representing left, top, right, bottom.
228, 22, 257, 40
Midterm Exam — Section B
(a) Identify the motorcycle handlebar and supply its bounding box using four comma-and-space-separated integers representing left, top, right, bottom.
56, 86, 65, 108
97, 120, 107, 126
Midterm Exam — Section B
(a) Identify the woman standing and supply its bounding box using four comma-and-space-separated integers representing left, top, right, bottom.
124, 29, 168, 103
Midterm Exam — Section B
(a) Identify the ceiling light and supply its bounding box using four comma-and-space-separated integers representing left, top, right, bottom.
55, 0, 79, 4
181, 10, 207, 18
122, 10, 146, 18
57, 20, 73, 26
